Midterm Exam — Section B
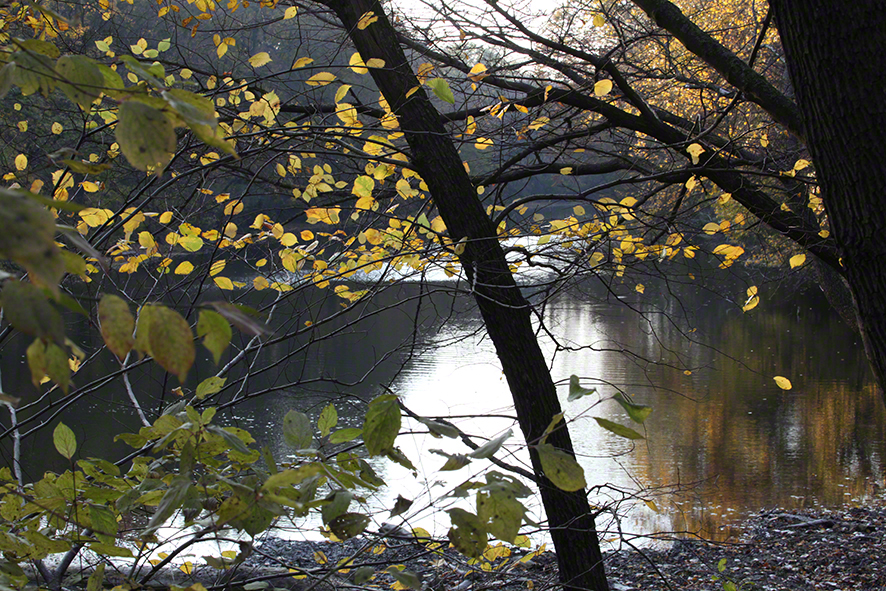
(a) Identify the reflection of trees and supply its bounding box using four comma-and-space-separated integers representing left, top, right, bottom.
542, 279, 883, 539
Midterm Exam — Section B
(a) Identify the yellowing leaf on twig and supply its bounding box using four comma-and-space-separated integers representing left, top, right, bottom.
773, 376, 792, 390
594, 79, 613, 96
248, 52, 272, 68
686, 143, 705, 165
789, 253, 806, 268
357, 11, 378, 29
305, 72, 336, 86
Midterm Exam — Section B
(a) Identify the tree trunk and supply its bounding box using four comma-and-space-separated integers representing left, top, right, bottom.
770, 0, 886, 400
315, 1, 610, 589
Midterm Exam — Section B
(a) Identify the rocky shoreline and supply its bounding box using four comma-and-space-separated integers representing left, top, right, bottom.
208, 504, 886, 591
45, 504, 886, 591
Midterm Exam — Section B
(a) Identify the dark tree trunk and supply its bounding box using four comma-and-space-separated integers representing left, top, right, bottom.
316, 1, 610, 589
770, 0, 886, 400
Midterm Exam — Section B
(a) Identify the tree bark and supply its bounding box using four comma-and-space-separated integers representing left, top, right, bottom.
769, 0, 886, 400
315, 1, 610, 589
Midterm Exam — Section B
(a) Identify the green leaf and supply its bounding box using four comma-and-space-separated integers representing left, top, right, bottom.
197, 310, 233, 365
196, 376, 226, 399
321, 490, 351, 524
61, 159, 113, 175
426, 78, 455, 104
477, 488, 524, 543
430, 449, 471, 471
283, 410, 313, 450
207, 301, 272, 337
568, 375, 597, 401
613, 393, 652, 424
88, 505, 118, 544
354, 566, 374, 585
44, 342, 71, 393
447, 508, 487, 558
19, 39, 61, 58
12, 50, 56, 96
26, 338, 46, 387
119, 55, 165, 87
329, 428, 362, 444
55, 55, 104, 109
417, 417, 459, 438
468, 428, 512, 459
53, 422, 77, 459
363, 394, 400, 455
0, 189, 66, 288
144, 476, 190, 535
593, 417, 644, 440
116, 100, 177, 173
98, 294, 135, 361
0, 63, 15, 99
536, 443, 586, 492
86, 543, 133, 558
318, 403, 337, 437
141, 304, 195, 382
261, 464, 323, 490
385, 567, 422, 590
2, 280, 64, 344
86, 562, 105, 591
162, 89, 236, 156
328, 512, 369, 540
96, 64, 124, 95
390, 494, 412, 518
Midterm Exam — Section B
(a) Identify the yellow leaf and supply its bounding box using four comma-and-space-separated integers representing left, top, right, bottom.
573, 205, 585, 216
742, 295, 759, 312
702, 222, 720, 235
559, 167, 573, 175
138, 231, 156, 249
253, 276, 269, 290
773, 376, 792, 390
280, 232, 297, 246
14, 154, 28, 171
789, 253, 806, 269
475, 137, 493, 150
209, 260, 226, 276
357, 11, 378, 29
527, 116, 549, 131
365, 58, 385, 68
305, 72, 336, 86
593, 14, 605, 26
349, 53, 368, 74
292, 57, 313, 69
335, 84, 351, 103
81, 181, 100, 193
468, 63, 488, 82
52, 122, 63, 134
180, 562, 193, 575
635, 283, 645, 294
79, 208, 113, 227
174, 261, 193, 275
594, 79, 613, 96
179, 235, 204, 252
686, 143, 705, 165
300, 230, 314, 241
793, 159, 811, 171
283, 5, 297, 18
248, 52, 272, 68
213, 276, 234, 290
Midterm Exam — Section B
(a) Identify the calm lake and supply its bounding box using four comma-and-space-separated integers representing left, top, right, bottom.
3, 272, 884, 549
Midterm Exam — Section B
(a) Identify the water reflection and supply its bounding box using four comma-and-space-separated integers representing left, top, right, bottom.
2, 277, 883, 548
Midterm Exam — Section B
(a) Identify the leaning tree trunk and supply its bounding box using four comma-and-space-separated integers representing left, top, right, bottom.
770, 0, 886, 401
316, 1, 610, 589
